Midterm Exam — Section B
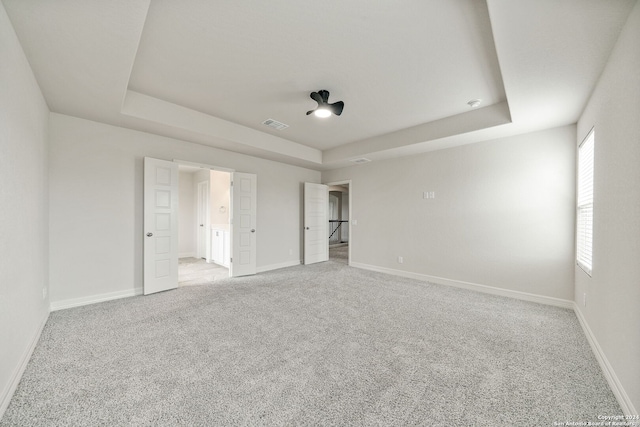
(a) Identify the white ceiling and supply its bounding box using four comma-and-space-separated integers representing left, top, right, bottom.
3, 0, 636, 170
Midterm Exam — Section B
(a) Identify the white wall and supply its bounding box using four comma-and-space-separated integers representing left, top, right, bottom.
341, 192, 349, 242
194, 169, 209, 188
48, 113, 320, 306
210, 170, 230, 227
0, 2, 50, 416
178, 170, 195, 257
575, 0, 640, 414
322, 125, 576, 302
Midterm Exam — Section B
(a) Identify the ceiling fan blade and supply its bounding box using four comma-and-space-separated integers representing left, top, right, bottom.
307, 90, 343, 116
318, 90, 330, 104
329, 101, 344, 116
310, 91, 323, 104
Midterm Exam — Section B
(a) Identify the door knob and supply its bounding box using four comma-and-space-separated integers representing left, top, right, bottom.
251, 229, 256, 233
146, 232, 153, 237
305, 227, 310, 230
200, 224, 204, 227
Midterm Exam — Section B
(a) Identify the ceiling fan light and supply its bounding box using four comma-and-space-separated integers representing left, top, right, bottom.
314, 108, 331, 118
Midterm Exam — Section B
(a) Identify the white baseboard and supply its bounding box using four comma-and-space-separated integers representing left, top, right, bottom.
50, 287, 142, 312
573, 303, 637, 416
50, 260, 301, 311
350, 262, 574, 309
0, 309, 49, 419
257, 260, 301, 273
179, 252, 196, 259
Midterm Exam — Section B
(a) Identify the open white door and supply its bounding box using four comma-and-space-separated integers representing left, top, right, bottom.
230, 172, 257, 277
304, 182, 328, 265
144, 157, 179, 295
196, 180, 210, 260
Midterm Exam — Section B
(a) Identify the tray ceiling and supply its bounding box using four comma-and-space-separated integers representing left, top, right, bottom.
2, 0, 635, 170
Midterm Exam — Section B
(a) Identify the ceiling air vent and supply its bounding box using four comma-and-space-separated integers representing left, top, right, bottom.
350, 158, 371, 164
262, 119, 289, 130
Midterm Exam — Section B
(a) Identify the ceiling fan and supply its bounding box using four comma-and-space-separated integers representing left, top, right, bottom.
306, 90, 344, 118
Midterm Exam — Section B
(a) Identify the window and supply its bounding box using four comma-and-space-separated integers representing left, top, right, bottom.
577, 129, 594, 275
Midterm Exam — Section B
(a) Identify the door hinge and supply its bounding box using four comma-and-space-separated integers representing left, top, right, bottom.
230, 181, 233, 187
230, 257, 232, 263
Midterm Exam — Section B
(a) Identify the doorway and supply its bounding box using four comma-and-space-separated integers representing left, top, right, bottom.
143, 158, 257, 295
326, 181, 351, 265
178, 165, 231, 286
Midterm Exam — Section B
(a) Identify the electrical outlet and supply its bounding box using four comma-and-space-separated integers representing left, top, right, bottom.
352, 219, 357, 226
583, 292, 587, 307
289, 249, 293, 256
398, 256, 403, 264
42, 287, 47, 300
423, 191, 436, 199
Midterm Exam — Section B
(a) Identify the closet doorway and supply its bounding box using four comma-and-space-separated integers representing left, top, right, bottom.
178, 165, 231, 286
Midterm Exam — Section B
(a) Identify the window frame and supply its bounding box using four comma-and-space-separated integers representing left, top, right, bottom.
576, 128, 595, 276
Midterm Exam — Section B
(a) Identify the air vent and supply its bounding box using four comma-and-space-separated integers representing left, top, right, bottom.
349, 158, 371, 164
262, 119, 289, 130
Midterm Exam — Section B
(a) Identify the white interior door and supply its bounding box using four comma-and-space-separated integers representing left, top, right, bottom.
230, 172, 257, 277
304, 182, 328, 265
196, 180, 210, 260
144, 157, 179, 295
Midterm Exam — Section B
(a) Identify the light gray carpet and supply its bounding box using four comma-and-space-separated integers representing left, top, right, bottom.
178, 257, 229, 287
1, 259, 621, 426
329, 244, 348, 265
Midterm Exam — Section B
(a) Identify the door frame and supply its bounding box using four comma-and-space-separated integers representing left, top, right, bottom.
325, 179, 352, 266
196, 180, 210, 260
175, 159, 235, 278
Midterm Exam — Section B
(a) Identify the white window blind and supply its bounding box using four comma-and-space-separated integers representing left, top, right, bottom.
577, 129, 594, 275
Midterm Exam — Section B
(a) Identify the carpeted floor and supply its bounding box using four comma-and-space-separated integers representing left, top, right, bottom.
1, 258, 621, 426
329, 244, 348, 265
178, 257, 229, 287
